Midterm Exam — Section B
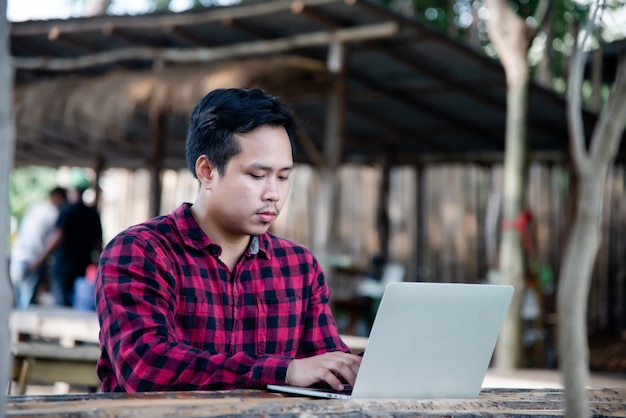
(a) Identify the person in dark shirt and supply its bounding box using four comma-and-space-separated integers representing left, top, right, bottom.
95, 88, 361, 392
33, 184, 103, 306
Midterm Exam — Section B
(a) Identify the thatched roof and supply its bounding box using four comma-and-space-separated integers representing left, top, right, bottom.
14, 56, 330, 169
11, 0, 624, 171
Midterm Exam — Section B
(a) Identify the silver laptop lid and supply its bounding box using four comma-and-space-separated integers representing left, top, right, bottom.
351, 282, 513, 399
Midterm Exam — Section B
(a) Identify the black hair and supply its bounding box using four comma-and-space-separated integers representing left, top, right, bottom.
49, 186, 67, 201
185, 88, 297, 177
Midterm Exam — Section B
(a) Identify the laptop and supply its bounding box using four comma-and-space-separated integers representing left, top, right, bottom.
267, 281, 513, 399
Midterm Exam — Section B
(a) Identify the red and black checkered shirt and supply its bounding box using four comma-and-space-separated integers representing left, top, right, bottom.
95, 203, 349, 392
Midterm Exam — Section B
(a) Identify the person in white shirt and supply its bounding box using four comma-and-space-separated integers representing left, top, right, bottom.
10, 187, 67, 308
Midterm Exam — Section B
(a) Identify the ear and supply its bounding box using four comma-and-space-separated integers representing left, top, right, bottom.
195, 155, 216, 189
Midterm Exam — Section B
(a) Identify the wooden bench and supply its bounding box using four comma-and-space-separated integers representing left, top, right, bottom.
11, 342, 101, 394
10, 307, 100, 346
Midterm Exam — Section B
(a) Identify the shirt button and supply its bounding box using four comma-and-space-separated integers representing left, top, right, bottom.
208, 244, 221, 257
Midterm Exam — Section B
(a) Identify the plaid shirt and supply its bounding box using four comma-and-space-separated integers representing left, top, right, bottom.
95, 203, 349, 392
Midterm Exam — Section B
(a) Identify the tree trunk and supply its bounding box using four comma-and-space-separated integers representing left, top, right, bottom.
494, 75, 529, 369
484, 0, 533, 369
560, 46, 626, 418
557, 174, 602, 417
0, 0, 16, 411
86, 0, 112, 16
536, 18, 555, 88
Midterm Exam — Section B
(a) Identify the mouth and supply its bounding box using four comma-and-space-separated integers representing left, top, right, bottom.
256, 211, 276, 223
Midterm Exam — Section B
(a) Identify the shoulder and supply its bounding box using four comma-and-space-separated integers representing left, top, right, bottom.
104, 212, 178, 254
26, 202, 57, 221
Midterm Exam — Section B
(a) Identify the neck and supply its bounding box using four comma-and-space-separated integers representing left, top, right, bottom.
190, 202, 250, 270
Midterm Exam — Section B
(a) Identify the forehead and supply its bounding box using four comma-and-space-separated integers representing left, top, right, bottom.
232, 125, 293, 165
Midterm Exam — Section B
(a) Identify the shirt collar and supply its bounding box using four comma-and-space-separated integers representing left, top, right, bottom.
175, 203, 270, 259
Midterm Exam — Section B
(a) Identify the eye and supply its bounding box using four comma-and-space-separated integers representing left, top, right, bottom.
249, 174, 264, 180
278, 175, 290, 181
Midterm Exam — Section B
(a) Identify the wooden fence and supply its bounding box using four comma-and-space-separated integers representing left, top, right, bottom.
98, 163, 626, 341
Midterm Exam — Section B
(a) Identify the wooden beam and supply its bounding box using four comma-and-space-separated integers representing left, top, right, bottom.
10, 0, 344, 36
1, 0, 15, 411
290, 1, 345, 28
13, 22, 399, 71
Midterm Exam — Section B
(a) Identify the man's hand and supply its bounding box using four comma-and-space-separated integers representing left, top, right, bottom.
285, 351, 362, 391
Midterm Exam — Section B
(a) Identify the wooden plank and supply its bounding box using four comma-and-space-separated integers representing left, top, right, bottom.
11, 343, 101, 393
10, 307, 100, 346
12, 343, 100, 362
6, 388, 626, 417
13, 357, 100, 389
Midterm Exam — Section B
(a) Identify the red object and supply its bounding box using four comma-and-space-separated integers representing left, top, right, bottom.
85, 264, 98, 282
501, 209, 534, 252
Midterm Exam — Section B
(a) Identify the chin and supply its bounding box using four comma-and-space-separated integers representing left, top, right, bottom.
247, 223, 272, 236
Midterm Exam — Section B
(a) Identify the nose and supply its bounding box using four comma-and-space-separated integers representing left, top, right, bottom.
262, 178, 280, 202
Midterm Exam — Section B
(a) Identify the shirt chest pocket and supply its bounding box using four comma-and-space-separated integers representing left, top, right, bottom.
255, 296, 304, 356
176, 295, 229, 352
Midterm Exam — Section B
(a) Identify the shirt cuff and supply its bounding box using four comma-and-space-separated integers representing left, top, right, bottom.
251, 355, 292, 385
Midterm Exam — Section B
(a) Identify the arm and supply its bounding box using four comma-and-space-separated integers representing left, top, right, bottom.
29, 204, 69, 272
28, 227, 63, 272
285, 255, 362, 389
96, 232, 292, 392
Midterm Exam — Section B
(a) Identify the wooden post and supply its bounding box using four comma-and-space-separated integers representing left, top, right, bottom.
1, 0, 15, 409
377, 149, 392, 265
93, 156, 105, 212
148, 110, 165, 218
413, 164, 426, 281
312, 41, 346, 258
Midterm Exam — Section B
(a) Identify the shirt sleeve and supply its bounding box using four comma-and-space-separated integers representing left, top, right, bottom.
297, 254, 351, 357
96, 231, 292, 392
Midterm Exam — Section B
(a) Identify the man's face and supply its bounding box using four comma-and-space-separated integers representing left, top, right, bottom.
208, 125, 294, 238
50, 194, 65, 208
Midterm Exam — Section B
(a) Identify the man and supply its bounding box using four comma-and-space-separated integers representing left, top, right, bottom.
95, 88, 361, 392
10, 187, 67, 308
32, 183, 103, 307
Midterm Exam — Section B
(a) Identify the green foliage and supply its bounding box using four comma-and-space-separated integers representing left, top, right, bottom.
9, 167, 59, 224
377, 0, 623, 103
154, 0, 173, 10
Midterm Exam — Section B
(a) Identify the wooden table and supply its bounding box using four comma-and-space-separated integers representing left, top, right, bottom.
6, 388, 626, 417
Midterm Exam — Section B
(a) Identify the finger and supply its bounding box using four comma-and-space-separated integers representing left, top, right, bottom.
325, 354, 361, 386
334, 361, 358, 386
319, 368, 344, 391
